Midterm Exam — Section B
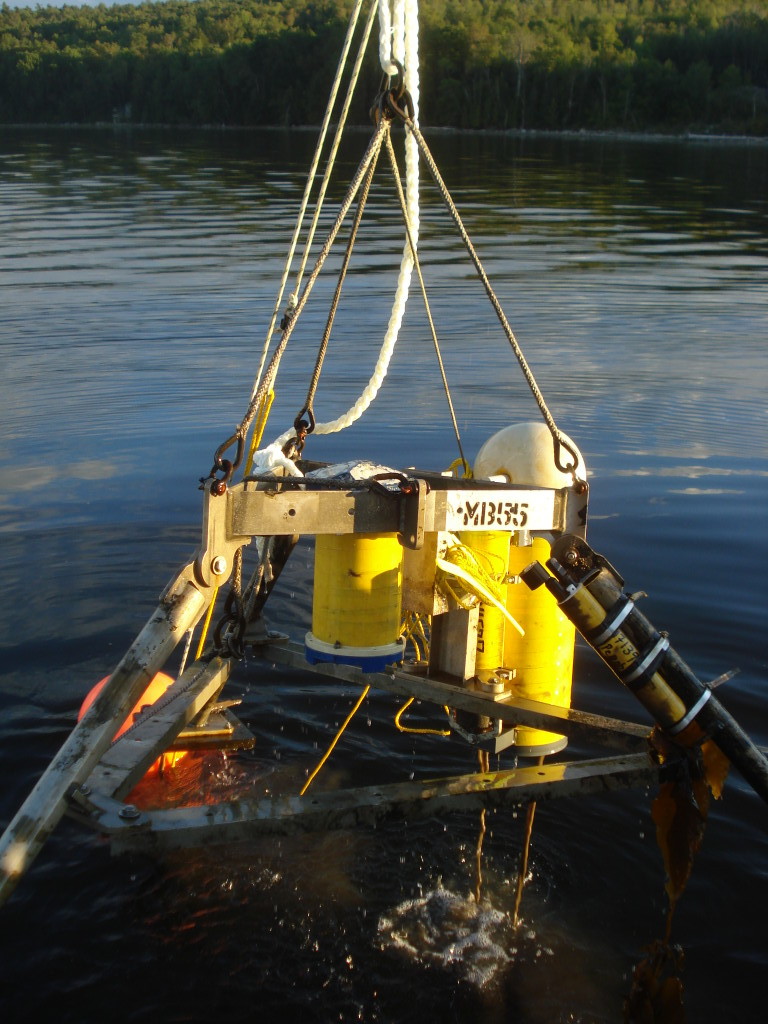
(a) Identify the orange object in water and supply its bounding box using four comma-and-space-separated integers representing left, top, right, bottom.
78, 671, 187, 775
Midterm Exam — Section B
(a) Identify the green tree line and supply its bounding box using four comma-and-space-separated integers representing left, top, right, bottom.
1, 0, 766, 133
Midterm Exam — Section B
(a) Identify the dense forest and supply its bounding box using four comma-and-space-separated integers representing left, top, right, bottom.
1, 0, 766, 134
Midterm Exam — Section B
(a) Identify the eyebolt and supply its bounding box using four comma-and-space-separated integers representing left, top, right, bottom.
211, 556, 228, 576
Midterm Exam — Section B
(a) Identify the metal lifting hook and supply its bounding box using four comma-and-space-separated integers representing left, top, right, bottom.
372, 60, 414, 125
203, 432, 245, 495
289, 404, 316, 456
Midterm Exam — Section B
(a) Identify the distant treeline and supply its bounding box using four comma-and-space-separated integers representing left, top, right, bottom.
1, 0, 767, 134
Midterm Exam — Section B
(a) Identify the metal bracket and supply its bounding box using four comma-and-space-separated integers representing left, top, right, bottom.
194, 480, 252, 588
399, 478, 427, 549
262, 640, 651, 753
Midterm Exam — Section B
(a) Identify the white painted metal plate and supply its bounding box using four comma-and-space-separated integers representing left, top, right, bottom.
437, 489, 558, 532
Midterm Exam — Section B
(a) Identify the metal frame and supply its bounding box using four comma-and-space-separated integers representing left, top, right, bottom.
3, 464, 664, 887
65, 634, 663, 853
193, 469, 588, 588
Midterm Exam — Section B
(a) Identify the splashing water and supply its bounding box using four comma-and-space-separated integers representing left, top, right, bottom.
377, 885, 514, 988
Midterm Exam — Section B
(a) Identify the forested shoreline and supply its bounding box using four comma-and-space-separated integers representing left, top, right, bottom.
1, 0, 766, 134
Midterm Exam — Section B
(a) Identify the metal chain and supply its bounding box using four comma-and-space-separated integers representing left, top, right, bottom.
214, 546, 246, 659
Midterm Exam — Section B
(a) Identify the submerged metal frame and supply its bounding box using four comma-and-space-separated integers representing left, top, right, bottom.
2, 464, 666, 888
67, 644, 662, 852
71, 752, 660, 855
62, 468, 669, 853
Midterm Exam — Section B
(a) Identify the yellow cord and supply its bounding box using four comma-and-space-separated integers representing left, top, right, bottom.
243, 388, 276, 476
194, 585, 219, 660
300, 685, 370, 796
403, 625, 423, 662
437, 542, 525, 637
401, 610, 431, 665
395, 611, 448, 734
394, 696, 451, 737
411, 612, 430, 655
401, 613, 425, 663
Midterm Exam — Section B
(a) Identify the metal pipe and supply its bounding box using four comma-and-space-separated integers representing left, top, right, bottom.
521, 535, 768, 807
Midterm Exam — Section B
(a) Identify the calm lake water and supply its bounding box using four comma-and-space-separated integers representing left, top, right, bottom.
1, 125, 767, 1023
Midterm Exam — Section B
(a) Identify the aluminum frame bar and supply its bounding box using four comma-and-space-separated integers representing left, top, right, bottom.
68, 753, 660, 854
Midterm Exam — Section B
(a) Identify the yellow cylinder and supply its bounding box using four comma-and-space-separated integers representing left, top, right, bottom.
459, 531, 511, 684
505, 535, 575, 755
305, 533, 405, 672
473, 421, 585, 757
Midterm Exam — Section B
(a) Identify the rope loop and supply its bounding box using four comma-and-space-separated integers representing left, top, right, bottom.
293, 404, 316, 438
289, 405, 315, 455
553, 433, 583, 485
387, 58, 407, 101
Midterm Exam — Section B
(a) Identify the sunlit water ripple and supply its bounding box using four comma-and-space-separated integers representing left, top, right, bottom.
1, 126, 767, 1024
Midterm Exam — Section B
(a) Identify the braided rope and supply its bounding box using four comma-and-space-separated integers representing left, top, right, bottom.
403, 117, 581, 477
384, 131, 466, 469
250, 0, 371, 399
235, 120, 390, 448
274, 0, 420, 445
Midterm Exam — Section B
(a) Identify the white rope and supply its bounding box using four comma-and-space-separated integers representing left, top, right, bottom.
256, 1, 379, 402
307, 0, 419, 440
378, 0, 396, 74
257, 0, 421, 460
